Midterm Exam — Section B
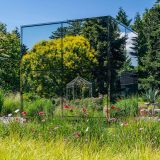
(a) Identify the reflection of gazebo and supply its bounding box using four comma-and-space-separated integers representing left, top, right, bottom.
66, 76, 92, 100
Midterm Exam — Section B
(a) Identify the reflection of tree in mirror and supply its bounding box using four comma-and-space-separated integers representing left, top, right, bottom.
22, 35, 96, 98
49, 21, 83, 39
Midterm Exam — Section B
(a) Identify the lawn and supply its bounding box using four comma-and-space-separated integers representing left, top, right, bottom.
0, 116, 160, 160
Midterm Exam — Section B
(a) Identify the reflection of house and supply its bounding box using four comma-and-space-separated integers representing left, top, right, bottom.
119, 71, 138, 96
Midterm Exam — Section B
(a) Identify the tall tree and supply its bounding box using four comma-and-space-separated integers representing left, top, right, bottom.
134, 4, 160, 90
83, 17, 126, 97
0, 22, 7, 33
0, 23, 20, 91
116, 7, 132, 27
132, 13, 148, 65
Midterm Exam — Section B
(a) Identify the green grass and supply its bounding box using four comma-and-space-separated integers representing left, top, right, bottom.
0, 92, 159, 159
1, 93, 20, 116
0, 137, 160, 160
0, 118, 160, 159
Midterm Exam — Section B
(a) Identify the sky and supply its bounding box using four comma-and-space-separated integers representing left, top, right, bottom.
0, 0, 156, 31
0, 0, 156, 66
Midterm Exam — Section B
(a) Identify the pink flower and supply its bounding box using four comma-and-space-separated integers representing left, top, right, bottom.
15, 117, 19, 122
64, 105, 70, 109
38, 111, 45, 116
121, 122, 128, 127
123, 122, 128, 126
21, 111, 27, 116
74, 131, 81, 138
111, 105, 116, 109
82, 107, 87, 113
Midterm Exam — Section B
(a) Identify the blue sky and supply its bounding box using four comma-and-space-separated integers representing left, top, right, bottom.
0, 0, 156, 31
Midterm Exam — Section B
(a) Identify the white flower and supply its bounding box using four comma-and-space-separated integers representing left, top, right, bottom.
8, 114, 12, 117
15, 109, 20, 113
120, 123, 123, 127
85, 127, 89, 132
54, 126, 60, 130
139, 128, 143, 131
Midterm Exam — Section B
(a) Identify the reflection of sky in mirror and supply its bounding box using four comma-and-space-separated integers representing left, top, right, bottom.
126, 32, 138, 67
22, 24, 61, 50
119, 28, 138, 67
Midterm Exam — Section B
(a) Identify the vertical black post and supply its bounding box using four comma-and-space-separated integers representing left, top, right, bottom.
106, 16, 111, 122
61, 22, 64, 117
124, 27, 127, 111
20, 26, 24, 112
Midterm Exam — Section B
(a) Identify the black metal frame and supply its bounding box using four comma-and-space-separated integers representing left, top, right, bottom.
20, 15, 138, 119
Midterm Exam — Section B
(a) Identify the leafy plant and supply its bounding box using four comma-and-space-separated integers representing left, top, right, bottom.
144, 88, 159, 104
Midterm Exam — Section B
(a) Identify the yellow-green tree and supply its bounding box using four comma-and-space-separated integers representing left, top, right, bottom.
22, 35, 97, 98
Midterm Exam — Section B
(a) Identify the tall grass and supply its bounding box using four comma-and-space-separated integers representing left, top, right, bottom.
1, 93, 20, 115
0, 118, 160, 160
0, 89, 4, 114
0, 137, 160, 160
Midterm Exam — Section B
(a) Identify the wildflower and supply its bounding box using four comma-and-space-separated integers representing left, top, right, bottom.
74, 131, 81, 138
120, 122, 128, 127
123, 122, 128, 126
15, 117, 19, 122
15, 109, 20, 113
82, 107, 87, 113
85, 127, 89, 132
23, 118, 27, 123
8, 113, 12, 117
139, 128, 143, 131
21, 111, 27, 116
120, 123, 124, 127
111, 105, 116, 109
54, 126, 60, 130
64, 105, 70, 109
38, 111, 45, 116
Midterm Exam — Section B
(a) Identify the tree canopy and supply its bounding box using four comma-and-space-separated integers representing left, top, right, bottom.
22, 35, 97, 98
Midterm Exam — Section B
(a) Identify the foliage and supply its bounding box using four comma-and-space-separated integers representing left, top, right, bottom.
116, 7, 132, 27
25, 98, 54, 118
0, 24, 21, 91
1, 93, 20, 115
83, 17, 126, 96
132, 4, 160, 90
144, 88, 159, 103
50, 21, 82, 39
22, 35, 97, 98
111, 97, 138, 117
63, 95, 108, 117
